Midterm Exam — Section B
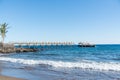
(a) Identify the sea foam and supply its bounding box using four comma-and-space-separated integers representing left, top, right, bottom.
0, 57, 120, 71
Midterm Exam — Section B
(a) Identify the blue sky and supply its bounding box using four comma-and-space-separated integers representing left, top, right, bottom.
0, 0, 120, 44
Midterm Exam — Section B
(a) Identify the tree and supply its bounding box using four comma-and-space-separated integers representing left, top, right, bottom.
0, 23, 9, 45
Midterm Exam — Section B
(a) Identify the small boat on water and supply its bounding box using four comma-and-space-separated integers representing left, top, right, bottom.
78, 42, 95, 47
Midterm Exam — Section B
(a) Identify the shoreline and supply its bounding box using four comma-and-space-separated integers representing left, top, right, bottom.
0, 75, 25, 80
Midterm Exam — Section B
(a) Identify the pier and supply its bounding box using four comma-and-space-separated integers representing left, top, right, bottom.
4, 41, 95, 48
13, 42, 75, 47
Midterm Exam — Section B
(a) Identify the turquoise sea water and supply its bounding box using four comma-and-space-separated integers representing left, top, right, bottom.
0, 45, 120, 80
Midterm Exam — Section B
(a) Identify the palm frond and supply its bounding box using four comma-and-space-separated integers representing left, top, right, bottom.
0, 22, 9, 43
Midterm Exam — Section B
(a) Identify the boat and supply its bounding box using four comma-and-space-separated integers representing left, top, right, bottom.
78, 42, 95, 47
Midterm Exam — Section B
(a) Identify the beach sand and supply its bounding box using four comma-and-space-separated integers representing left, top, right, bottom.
0, 75, 25, 80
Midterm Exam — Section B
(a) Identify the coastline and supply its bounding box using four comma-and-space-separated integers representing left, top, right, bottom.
0, 75, 25, 80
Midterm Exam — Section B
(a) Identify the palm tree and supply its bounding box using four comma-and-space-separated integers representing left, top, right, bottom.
0, 23, 9, 46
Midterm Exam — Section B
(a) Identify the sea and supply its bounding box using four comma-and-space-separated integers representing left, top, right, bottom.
0, 45, 120, 80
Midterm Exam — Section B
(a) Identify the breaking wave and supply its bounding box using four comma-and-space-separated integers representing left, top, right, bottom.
0, 57, 120, 71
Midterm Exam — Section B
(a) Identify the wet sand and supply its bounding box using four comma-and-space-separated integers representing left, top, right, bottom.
0, 75, 25, 80
0, 62, 25, 80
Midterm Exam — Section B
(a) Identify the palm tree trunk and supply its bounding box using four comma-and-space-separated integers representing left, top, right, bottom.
2, 37, 4, 49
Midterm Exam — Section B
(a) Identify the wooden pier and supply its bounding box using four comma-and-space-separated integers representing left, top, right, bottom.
12, 42, 75, 47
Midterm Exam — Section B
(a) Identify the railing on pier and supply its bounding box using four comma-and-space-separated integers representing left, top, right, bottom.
13, 42, 75, 46
10, 42, 75, 50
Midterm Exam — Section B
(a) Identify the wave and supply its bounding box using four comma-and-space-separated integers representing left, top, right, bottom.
0, 57, 120, 71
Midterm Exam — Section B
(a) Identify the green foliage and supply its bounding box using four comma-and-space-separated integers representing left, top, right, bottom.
0, 23, 9, 43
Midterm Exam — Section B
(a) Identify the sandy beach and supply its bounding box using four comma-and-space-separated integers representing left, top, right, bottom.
0, 75, 24, 80
0, 75, 25, 80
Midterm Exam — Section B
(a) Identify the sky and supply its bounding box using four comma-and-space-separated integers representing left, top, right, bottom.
0, 0, 120, 44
